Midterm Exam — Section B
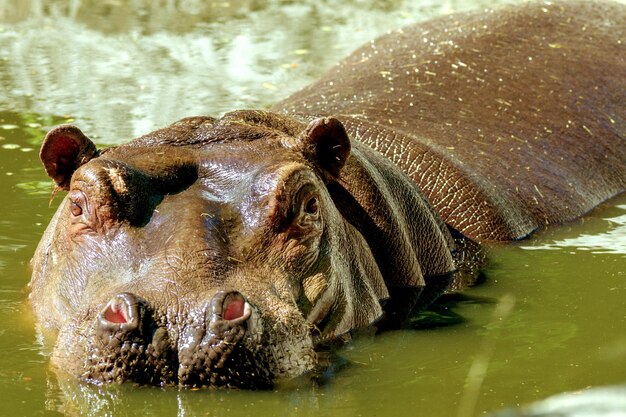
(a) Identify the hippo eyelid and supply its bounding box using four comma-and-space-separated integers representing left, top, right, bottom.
68, 190, 90, 222
303, 195, 319, 215
70, 201, 82, 217
295, 184, 321, 215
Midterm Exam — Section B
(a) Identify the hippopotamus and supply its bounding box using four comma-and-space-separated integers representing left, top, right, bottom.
29, 1, 625, 388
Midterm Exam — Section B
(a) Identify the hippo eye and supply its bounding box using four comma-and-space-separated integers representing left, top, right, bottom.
304, 196, 319, 215
70, 201, 83, 217
291, 184, 321, 227
68, 190, 88, 219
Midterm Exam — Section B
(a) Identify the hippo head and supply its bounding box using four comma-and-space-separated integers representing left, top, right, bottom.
30, 111, 455, 388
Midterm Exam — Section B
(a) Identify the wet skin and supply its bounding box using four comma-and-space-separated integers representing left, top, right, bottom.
30, 1, 625, 388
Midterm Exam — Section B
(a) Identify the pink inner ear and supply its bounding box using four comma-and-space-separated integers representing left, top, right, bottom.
45, 134, 79, 163
223, 297, 245, 321
42, 134, 80, 180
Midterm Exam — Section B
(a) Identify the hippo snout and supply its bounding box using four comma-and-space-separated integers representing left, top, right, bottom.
83, 290, 262, 387
96, 291, 252, 336
177, 290, 258, 387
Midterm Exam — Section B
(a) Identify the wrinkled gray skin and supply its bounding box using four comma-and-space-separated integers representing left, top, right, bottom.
30, 1, 625, 388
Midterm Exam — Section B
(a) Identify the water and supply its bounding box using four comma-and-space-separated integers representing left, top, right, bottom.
0, 1, 625, 416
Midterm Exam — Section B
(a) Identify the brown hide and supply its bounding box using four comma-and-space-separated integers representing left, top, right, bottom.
274, 1, 626, 242
115, 110, 458, 295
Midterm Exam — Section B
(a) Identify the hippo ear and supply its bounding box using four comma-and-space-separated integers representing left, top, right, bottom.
40, 125, 99, 190
298, 117, 351, 180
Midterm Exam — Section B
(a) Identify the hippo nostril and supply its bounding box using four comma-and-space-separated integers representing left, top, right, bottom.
223, 293, 246, 321
99, 292, 140, 330
103, 303, 128, 324
211, 291, 251, 323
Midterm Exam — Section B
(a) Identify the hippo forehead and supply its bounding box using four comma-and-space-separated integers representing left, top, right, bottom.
95, 141, 314, 236
100, 112, 311, 194
82, 139, 299, 231
196, 142, 309, 198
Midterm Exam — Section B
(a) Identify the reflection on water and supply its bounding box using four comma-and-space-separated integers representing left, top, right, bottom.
521, 204, 626, 254
490, 384, 626, 417
0, 1, 625, 417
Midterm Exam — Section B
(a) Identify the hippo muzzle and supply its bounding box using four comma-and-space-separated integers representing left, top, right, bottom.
64, 290, 279, 388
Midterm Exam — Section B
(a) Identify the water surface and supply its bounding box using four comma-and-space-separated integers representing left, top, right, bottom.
0, 1, 624, 416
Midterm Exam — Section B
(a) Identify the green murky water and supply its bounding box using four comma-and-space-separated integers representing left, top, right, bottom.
1, 1, 625, 416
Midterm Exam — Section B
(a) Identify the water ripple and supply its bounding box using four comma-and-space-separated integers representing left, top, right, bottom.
521, 205, 626, 255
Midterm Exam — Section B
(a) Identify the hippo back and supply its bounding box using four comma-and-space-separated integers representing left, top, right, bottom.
274, 1, 626, 242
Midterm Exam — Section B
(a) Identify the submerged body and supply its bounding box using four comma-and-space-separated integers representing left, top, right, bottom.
30, 1, 625, 387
